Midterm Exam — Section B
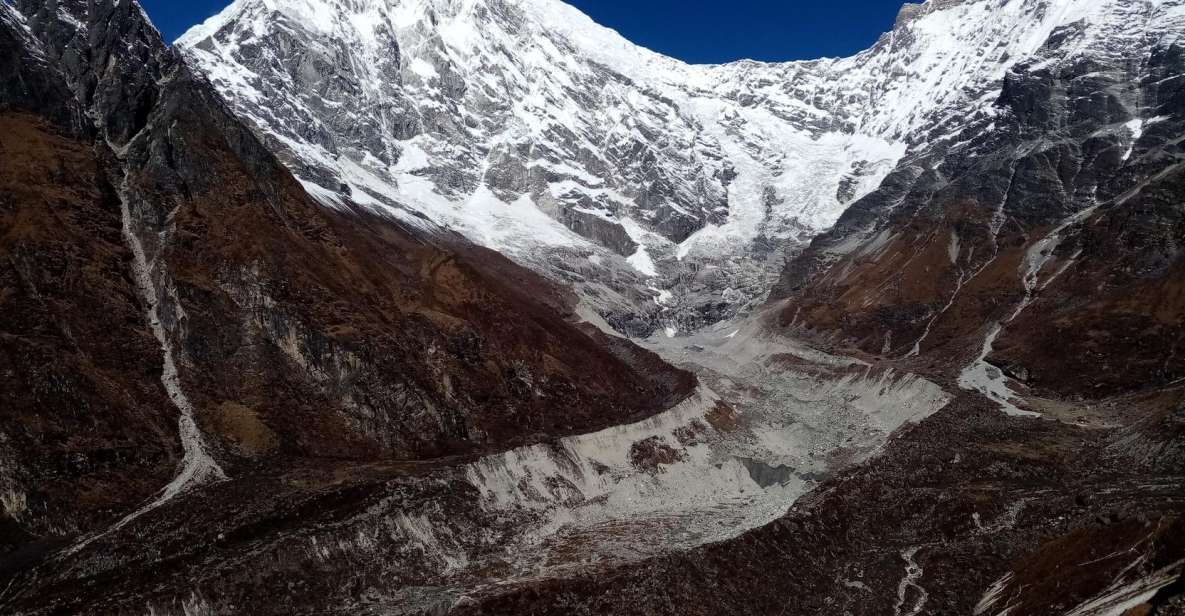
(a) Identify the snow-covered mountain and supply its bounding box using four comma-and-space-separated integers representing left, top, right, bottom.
177, 0, 1152, 335
6, 0, 1185, 613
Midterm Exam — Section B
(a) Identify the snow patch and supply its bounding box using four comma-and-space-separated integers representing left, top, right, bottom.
408, 57, 438, 79
627, 245, 658, 277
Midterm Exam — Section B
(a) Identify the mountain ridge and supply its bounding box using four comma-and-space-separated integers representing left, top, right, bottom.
176, 0, 1180, 338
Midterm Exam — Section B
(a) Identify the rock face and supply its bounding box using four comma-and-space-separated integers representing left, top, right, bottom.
774, 0, 1185, 402
0, 0, 693, 588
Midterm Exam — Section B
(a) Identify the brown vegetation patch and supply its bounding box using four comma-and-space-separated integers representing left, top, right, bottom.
705, 400, 740, 433
211, 402, 279, 458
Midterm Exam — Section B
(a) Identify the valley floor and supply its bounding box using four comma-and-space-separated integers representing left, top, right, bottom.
4, 304, 1184, 615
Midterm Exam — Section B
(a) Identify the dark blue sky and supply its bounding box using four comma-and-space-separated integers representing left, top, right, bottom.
565, 0, 905, 63
141, 0, 906, 63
